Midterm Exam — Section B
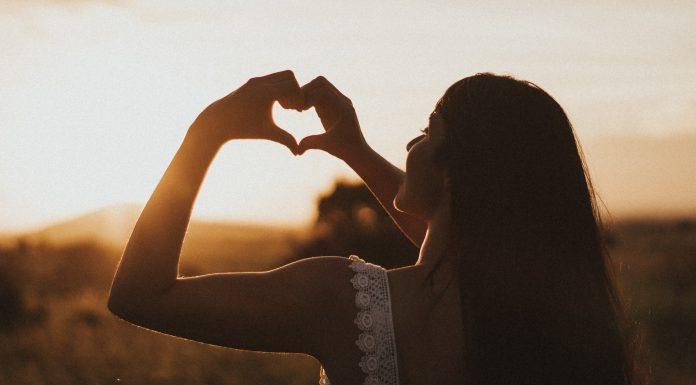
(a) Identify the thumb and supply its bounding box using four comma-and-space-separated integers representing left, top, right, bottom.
298, 133, 328, 155
267, 127, 300, 155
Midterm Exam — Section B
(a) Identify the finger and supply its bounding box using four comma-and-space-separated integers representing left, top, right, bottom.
303, 83, 336, 110
267, 126, 300, 155
299, 77, 336, 111
253, 69, 296, 83
300, 76, 351, 109
304, 88, 343, 131
298, 133, 328, 155
249, 70, 303, 109
300, 77, 354, 127
264, 78, 303, 110
302, 81, 341, 115
315, 76, 351, 104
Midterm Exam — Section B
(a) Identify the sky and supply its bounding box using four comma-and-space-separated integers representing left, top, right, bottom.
1, 0, 695, 232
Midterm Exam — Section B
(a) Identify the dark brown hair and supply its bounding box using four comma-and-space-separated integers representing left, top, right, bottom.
432, 73, 649, 385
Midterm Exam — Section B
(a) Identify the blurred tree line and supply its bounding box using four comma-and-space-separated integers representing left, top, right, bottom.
291, 179, 419, 269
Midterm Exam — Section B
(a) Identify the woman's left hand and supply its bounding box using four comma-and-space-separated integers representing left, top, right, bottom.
190, 70, 303, 154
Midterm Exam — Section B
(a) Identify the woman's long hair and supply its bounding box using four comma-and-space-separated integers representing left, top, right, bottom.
431, 73, 648, 385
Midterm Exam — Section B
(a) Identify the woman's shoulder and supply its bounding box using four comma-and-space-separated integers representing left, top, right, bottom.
275, 255, 356, 272
273, 255, 369, 300
272, 255, 434, 323
278, 255, 447, 301
276, 255, 402, 280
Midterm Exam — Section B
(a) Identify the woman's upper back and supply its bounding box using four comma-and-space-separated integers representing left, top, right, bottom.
315, 255, 465, 385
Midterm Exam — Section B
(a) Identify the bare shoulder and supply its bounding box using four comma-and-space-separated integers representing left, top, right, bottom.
268, 255, 358, 316
276, 256, 371, 356
267, 256, 357, 296
270, 255, 354, 275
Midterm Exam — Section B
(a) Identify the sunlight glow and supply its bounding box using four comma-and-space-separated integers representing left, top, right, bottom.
1, 0, 695, 232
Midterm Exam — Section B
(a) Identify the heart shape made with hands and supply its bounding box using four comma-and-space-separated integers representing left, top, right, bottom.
234, 72, 348, 156
271, 101, 325, 153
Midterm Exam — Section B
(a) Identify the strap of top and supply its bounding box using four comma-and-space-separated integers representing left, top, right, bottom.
319, 255, 400, 385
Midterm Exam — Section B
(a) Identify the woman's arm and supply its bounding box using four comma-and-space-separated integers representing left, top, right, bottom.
107, 71, 341, 355
342, 144, 427, 247
297, 76, 427, 247
109, 70, 302, 305
107, 129, 218, 304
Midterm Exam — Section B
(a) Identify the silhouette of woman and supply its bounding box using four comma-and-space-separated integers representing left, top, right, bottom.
108, 70, 646, 385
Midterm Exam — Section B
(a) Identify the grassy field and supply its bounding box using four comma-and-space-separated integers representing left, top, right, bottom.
604, 217, 696, 384
0, 216, 694, 384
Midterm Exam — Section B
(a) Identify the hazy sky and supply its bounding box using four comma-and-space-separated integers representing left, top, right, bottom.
1, 0, 695, 232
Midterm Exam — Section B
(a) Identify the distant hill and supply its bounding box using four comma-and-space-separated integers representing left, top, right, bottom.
11, 203, 142, 249
1, 203, 306, 254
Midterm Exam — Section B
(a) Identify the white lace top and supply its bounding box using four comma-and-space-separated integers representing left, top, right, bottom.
319, 255, 400, 385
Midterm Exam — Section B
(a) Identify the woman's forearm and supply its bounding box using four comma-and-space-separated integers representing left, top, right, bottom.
109, 127, 220, 308
343, 145, 427, 247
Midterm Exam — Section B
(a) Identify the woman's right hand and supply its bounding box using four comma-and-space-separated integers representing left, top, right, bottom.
297, 76, 369, 160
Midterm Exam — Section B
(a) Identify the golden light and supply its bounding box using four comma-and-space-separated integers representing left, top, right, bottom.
1, 1, 695, 233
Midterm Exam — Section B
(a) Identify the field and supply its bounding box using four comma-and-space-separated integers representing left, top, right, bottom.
0, 214, 694, 385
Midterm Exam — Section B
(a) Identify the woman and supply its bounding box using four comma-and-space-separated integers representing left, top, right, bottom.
108, 70, 645, 384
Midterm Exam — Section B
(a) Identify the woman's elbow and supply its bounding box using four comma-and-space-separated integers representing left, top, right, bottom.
107, 286, 167, 330
106, 286, 146, 323
107, 289, 130, 319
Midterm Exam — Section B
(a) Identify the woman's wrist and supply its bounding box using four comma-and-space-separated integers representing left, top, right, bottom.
179, 129, 224, 171
186, 119, 226, 151
341, 141, 376, 170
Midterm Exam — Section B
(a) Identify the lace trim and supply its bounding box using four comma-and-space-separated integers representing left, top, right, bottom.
319, 255, 400, 385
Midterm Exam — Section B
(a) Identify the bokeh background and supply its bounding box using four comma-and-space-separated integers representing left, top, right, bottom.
1, 1, 695, 384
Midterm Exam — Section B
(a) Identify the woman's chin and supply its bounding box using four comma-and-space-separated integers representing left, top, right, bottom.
393, 190, 417, 217
393, 186, 408, 213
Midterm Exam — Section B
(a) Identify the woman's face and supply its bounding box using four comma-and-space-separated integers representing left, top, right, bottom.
393, 112, 448, 220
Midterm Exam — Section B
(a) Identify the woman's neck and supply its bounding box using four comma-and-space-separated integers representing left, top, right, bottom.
417, 197, 453, 268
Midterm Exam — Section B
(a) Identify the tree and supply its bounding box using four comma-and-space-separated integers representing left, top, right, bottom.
292, 179, 418, 269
